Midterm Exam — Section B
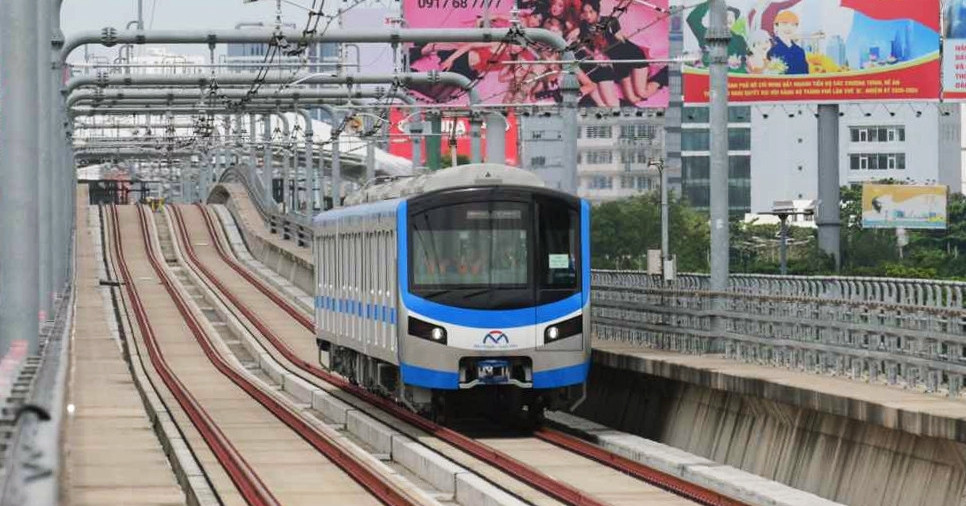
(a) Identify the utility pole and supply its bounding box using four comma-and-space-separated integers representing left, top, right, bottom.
658, 160, 670, 278
707, 0, 730, 351
1, 0, 41, 354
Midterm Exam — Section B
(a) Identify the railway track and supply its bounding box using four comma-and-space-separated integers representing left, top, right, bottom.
104, 204, 430, 506
167, 203, 745, 506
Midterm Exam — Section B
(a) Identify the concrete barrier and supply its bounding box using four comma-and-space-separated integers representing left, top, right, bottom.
576, 363, 966, 506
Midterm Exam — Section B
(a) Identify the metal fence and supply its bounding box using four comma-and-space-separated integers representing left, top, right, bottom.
226, 168, 966, 399
593, 270, 966, 398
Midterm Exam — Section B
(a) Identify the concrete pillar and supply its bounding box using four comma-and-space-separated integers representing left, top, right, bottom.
469, 115, 482, 164
262, 114, 273, 206
37, 0, 52, 320
817, 104, 841, 269
332, 131, 342, 208
561, 73, 580, 194
277, 113, 290, 214
410, 114, 424, 169
0, 0, 41, 353
52, 0, 69, 299
365, 114, 376, 182
200, 151, 212, 200
484, 113, 506, 164
249, 113, 257, 182
299, 110, 316, 214
708, 0, 730, 353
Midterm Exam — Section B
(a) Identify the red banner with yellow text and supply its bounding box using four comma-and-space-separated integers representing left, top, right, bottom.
387, 109, 519, 166
681, 0, 941, 103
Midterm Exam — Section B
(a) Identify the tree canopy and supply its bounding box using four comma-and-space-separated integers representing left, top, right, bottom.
590, 186, 966, 280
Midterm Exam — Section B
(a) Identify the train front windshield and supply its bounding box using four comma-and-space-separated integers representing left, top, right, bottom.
409, 196, 580, 310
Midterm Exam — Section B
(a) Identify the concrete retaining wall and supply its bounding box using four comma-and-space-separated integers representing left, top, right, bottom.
577, 363, 966, 506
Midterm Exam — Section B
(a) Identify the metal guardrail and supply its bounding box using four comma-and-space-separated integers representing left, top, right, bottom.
218, 167, 313, 248
0, 282, 73, 506
594, 270, 966, 309
593, 270, 966, 398
224, 167, 966, 398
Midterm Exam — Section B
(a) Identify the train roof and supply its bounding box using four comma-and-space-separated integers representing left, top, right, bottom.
341, 164, 545, 207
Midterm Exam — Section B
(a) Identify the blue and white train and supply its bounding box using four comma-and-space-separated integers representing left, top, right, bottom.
313, 164, 590, 420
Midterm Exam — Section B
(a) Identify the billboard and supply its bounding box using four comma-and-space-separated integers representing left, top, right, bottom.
403, 0, 669, 108
681, 0, 941, 103
387, 109, 520, 166
944, 1, 966, 99
862, 184, 948, 229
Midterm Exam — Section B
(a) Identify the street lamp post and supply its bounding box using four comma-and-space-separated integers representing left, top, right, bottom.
764, 200, 815, 275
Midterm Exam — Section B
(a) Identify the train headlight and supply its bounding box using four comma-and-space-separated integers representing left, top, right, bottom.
408, 317, 448, 345
544, 315, 582, 343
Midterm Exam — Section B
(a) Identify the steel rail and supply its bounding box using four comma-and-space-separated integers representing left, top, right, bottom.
106, 204, 280, 506
185, 202, 722, 506
148, 204, 418, 506
192, 202, 754, 506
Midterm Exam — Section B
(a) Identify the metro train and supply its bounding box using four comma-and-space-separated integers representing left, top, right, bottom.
312, 164, 590, 421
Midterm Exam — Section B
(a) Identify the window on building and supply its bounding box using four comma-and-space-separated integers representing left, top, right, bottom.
682, 156, 710, 181
728, 107, 751, 123
586, 126, 613, 139
849, 153, 906, 170
620, 124, 658, 140
532, 131, 543, 140
586, 176, 613, 189
728, 128, 751, 150
729, 155, 751, 178
849, 126, 905, 143
531, 156, 547, 167
620, 175, 652, 190
585, 150, 613, 164
682, 129, 710, 151
620, 151, 650, 165
683, 107, 709, 123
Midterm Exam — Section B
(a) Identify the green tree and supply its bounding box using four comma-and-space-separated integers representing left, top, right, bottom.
440, 151, 471, 168
591, 192, 709, 272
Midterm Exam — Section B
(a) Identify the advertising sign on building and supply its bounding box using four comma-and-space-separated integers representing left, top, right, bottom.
681, 0, 941, 103
403, 0, 669, 108
861, 184, 948, 230
387, 109, 520, 166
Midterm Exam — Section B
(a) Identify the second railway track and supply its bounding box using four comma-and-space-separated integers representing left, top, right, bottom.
166, 202, 743, 506
105, 204, 434, 506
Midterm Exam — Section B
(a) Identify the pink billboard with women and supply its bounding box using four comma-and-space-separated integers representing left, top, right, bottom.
403, 0, 670, 108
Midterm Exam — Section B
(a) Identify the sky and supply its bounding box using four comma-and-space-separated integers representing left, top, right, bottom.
61, 0, 382, 62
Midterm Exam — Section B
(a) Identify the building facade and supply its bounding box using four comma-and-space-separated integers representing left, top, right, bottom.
751, 103, 962, 212
519, 111, 666, 203
676, 105, 753, 213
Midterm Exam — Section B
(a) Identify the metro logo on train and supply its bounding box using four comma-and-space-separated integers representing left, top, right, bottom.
482, 330, 509, 345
